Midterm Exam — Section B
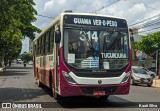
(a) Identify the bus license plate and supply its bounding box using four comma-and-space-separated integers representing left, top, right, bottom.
93, 91, 106, 96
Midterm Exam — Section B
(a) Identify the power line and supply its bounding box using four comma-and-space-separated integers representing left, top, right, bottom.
130, 17, 160, 29
146, 5, 160, 11
129, 13, 160, 35
129, 6, 160, 29
129, 13, 160, 27
89, 0, 121, 13
35, 3, 160, 35
36, 14, 55, 19
138, 26, 160, 34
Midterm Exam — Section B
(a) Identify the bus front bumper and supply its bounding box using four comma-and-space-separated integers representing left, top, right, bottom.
60, 80, 130, 97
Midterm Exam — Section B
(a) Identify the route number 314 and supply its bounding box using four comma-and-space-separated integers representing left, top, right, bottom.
79, 31, 98, 42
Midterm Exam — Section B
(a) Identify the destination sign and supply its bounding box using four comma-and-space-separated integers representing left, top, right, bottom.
101, 53, 127, 59
64, 15, 127, 28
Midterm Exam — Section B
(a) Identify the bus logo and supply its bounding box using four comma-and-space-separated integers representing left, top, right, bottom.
98, 80, 102, 84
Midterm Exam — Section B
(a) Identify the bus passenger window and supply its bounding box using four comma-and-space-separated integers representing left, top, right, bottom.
49, 28, 54, 54
40, 37, 43, 55
45, 32, 49, 55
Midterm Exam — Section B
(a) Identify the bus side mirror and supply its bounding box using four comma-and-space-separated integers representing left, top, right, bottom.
55, 30, 61, 43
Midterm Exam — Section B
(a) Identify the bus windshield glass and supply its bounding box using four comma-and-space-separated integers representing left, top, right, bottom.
63, 28, 129, 70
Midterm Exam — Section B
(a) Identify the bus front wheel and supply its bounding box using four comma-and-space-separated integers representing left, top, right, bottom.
52, 90, 61, 100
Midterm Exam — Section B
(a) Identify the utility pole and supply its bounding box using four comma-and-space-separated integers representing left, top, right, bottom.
156, 50, 160, 79
129, 29, 136, 61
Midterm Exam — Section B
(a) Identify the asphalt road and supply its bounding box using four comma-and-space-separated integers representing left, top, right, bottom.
0, 63, 160, 111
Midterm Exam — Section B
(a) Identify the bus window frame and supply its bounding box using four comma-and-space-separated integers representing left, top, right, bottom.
45, 31, 50, 55
62, 26, 130, 70
49, 27, 55, 54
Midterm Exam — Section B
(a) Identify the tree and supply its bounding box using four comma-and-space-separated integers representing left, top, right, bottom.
135, 32, 160, 78
19, 52, 32, 62
0, 0, 41, 61
0, 25, 22, 61
135, 32, 160, 58
0, 0, 41, 40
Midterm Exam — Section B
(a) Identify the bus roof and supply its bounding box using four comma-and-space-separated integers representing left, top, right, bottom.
33, 12, 127, 43
62, 12, 126, 20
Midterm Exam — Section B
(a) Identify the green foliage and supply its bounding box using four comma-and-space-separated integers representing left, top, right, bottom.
19, 52, 33, 62
0, 26, 22, 60
135, 31, 160, 57
134, 42, 139, 52
0, 0, 41, 40
0, 0, 40, 61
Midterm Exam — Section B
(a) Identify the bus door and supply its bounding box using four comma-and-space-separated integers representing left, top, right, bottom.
53, 23, 61, 95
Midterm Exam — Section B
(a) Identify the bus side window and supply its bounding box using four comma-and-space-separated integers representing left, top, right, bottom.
40, 37, 42, 55
42, 35, 45, 55
49, 28, 54, 54
47, 30, 50, 54
45, 31, 50, 55
36, 39, 39, 56
38, 38, 40, 55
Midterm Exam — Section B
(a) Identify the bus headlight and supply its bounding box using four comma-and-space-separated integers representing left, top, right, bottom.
62, 71, 77, 84
120, 72, 131, 84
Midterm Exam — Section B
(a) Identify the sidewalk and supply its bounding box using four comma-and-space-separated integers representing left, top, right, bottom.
0, 66, 5, 75
152, 78, 160, 88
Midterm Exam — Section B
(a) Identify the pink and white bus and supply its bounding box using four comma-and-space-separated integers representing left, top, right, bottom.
33, 11, 132, 100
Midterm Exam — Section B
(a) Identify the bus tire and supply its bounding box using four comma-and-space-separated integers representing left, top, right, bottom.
49, 72, 52, 89
53, 91, 61, 100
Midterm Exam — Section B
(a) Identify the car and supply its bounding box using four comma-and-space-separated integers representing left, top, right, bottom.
147, 67, 156, 79
148, 67, 156, 72
28, 61, 33, 65
17, 59, 23, 64
133, 66, 156, 79
131, 66, 153, 87
147, 70, 156, 79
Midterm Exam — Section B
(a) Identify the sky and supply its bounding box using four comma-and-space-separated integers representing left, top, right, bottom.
21, 0, 160, 53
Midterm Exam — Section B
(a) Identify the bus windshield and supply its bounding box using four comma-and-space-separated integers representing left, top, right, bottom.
63, 28, 129, 70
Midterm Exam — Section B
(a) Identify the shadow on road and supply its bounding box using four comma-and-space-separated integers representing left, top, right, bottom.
0, 87, 47, 102
6, 66, 32, 70
35, 82, 53, 97
56, 96, 138, 108
2, 70, 30, 76
38, 83, 138, 108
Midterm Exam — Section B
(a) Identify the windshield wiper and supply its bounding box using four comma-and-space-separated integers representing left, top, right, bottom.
103, 32, 112, 51
85, 33, 96, 58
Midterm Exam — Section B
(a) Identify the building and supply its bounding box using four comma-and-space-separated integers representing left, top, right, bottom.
130, 28, 156, 68
29, 40, 33, 53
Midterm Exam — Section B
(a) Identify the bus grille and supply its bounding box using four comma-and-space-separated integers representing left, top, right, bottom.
80, 86, 117, 95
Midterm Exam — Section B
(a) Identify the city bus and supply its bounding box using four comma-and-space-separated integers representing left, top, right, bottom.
33, 10, 132, 100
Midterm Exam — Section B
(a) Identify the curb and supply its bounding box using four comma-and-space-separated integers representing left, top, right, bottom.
0, 67, 5, 75
152, 79, 160, 88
